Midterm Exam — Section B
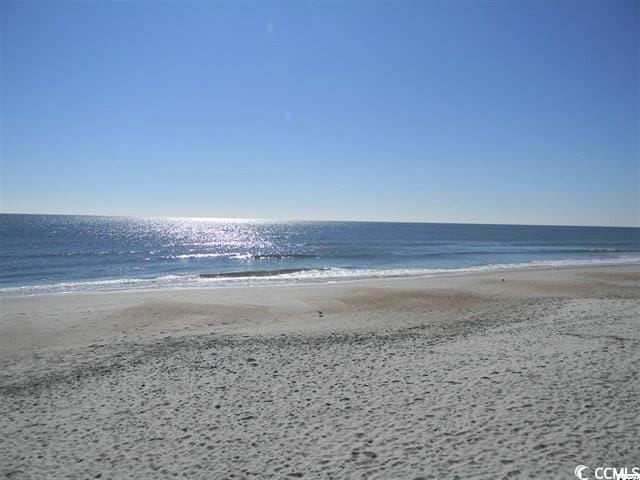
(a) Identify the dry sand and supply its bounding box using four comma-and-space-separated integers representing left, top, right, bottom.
1, 265, 639, 479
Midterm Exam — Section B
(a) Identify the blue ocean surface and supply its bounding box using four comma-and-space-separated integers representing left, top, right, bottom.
1, 214, 638, 296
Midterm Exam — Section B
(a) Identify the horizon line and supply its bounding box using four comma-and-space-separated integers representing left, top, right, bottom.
1, 211, 638, 229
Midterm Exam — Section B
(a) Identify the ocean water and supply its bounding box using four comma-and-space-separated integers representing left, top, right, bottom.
1, 214, 638, 296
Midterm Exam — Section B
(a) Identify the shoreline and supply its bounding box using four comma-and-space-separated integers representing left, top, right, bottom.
1, 258, 639, 299
2, 264, 639, 478
2, 263, 639, 356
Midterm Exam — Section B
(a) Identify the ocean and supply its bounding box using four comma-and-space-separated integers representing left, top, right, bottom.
1, 214, 638, 296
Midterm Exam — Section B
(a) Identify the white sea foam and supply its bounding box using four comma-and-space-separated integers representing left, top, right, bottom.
1, 255, 639, 297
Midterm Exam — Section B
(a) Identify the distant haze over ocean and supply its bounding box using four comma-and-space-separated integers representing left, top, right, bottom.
1, 214, 639, 296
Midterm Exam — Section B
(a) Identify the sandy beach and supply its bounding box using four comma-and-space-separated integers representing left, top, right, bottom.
1, 265, 639, 479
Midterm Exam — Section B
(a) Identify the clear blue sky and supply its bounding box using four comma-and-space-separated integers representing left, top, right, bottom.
1, 0, 638, 226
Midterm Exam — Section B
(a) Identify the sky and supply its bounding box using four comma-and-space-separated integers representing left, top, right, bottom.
1, 1, 638, 226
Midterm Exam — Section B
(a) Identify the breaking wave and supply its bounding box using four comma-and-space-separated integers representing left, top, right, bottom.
2, 255, 638, 297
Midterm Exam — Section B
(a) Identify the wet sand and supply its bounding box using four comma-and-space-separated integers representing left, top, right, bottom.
1, 265, 639, 479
